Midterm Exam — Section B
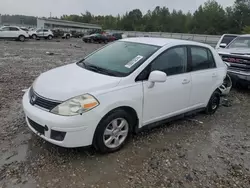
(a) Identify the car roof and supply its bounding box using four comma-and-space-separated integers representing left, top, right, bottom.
120, 37, 210, 47
239, 34, 250, 37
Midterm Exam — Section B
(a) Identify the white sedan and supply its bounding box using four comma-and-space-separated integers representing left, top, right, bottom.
22, 37, 227, 153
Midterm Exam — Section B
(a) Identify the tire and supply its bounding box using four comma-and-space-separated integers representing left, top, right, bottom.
32, 34, 37, 39
18, 35, 25, 42
93, 109, 133, 153
66, 35, 70, 39
205, 90, 221, 115
48, 35, 53, 40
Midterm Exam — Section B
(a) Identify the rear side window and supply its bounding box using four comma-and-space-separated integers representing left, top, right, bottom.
151, 46, 188, 76
221, 35, 237, 45
9, 27, 19, 31
191, 47, 216, 71
1, 27, 10, 31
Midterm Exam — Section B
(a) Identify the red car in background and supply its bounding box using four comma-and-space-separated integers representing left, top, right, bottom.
106, 34, 116, 42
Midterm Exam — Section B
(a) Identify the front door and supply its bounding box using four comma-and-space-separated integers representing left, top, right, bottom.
36, 29, 44, 37
142, 46, 192, 125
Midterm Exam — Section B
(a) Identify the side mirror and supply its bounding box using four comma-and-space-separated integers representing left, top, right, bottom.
148, 71, 167, 88
219, 43, 227, 48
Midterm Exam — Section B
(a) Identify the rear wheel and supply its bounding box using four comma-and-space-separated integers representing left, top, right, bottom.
48, 35, 53, 40
94, 109, 133, 153
205, 90, 220, 115
18, 35, 25, 42
66, 35, 70, 39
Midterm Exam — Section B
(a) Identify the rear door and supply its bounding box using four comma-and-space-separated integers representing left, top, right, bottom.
43, 29, 49, 37
0, 27, 10, 38
189, 46, 218, 108
9, 27, 20, 38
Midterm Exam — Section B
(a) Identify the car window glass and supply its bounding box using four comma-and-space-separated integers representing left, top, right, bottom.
191, 47, 215, 71
43, 29, 48, 32
227, 37, 250, 48
36, 29, 42, 32
1, 27, 10, 31
9, 27, 19, 31
221, 35, 237, 45
151, 47, 187, 76
83, 41, 159, 75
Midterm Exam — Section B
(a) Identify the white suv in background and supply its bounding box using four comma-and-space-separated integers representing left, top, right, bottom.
33, 29, 54, 40
0, 26, 29, 41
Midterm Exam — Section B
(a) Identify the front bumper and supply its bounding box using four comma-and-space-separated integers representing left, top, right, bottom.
22, 91, 101, 148
228, 70, 250, 85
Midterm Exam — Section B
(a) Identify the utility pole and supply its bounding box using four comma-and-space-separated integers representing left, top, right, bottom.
50, 12, 52, 18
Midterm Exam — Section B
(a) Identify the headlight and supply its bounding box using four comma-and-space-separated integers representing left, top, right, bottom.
51, 94, 99, 116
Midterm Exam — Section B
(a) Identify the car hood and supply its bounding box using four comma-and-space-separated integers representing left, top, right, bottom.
218, 48, 250, 56
33, 63, 121, 101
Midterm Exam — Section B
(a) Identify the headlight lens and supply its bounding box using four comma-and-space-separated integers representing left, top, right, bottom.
51, 94, 99, 116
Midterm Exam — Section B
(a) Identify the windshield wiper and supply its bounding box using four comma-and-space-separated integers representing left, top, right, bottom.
77, 60, 86, 68
85, 64, 119, 77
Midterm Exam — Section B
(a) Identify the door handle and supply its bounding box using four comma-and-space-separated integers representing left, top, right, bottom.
212, 73, 218, 78
182, 79, 190, 84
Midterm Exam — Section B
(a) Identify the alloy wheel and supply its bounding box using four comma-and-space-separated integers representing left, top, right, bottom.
103, 118, 129, 149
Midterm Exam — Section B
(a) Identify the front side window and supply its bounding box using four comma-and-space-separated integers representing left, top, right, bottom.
227, 36, 250, 49
150, 46, 188, 76
77, 41, 159, 77
191, 47, 216, 71
43, 29, 48, 32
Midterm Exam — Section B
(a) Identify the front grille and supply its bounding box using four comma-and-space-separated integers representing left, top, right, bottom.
221, 54, 250, 72
29, 87, 61, 111
28, 117, 45, 135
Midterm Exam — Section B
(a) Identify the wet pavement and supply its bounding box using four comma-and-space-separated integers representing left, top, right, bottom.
0, 39, 250, 188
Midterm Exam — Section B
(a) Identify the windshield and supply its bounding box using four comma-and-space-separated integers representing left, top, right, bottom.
78, 41, 159, 77
227, 36, 250, 49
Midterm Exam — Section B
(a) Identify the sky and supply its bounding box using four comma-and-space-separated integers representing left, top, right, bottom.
0, 0, 235, 17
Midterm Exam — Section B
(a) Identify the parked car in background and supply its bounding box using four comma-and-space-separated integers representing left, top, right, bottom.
51, 29, 71, 39
82, 33, 108, 43
34, 29, 54, 40
0, 26, 29, 41
112, 33, 123, 40
215, 34, 238, 50
106, 34, 116, 42
217, 35, 250, 89
62, 32, 72, 39
71, 31, 84, 38
23, 38, 227, 153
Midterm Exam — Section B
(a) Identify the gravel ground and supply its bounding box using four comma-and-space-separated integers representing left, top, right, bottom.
0, 39, 250, 188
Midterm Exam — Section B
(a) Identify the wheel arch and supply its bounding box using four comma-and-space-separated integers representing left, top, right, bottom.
92, 105, 139, 145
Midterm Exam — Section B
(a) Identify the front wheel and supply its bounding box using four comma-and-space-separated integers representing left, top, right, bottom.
205, 90, 220, 115
66, 35, 70, 39
18, 35, 25, 42
93, 109, 132, 153
32, 34, 37, 39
